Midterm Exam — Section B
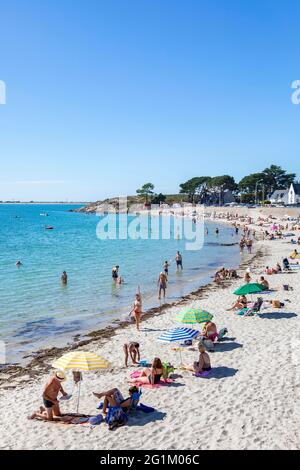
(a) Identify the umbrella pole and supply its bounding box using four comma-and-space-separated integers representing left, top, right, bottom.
76, 380, 81, 414
179, 348, 183, 365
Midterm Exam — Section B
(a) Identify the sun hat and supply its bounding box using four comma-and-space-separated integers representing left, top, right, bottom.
55, 370, 67, 381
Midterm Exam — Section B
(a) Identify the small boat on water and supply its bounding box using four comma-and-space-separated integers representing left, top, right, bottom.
40, 213, 49, 216
45, 226, 54, 230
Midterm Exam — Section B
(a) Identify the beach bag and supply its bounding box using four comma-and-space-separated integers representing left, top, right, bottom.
106, 406, 128, 430
217, 328, 228, 341
162, 362, 175, 380
89, 414, 103, 426
272, 300, 281, 309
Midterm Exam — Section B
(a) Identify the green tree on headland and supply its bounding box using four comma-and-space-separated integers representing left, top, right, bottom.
136, 183, 155, 203
179, 177, 212, 203
261, 165, 295, 191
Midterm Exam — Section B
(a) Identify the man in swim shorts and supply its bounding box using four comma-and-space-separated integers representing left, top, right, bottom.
158, 272, 168, 299
175, 251, 183, 270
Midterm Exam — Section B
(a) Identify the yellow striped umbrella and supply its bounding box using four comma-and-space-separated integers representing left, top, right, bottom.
52, 351, 110, 371
52, 351, 110, 413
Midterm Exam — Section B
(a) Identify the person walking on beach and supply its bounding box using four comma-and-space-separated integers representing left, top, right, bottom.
175, 251, 183, 270
61, 271, 68, 285
158, 271, 168, 299
28, 371, 68, 421
130, 286, 142, 331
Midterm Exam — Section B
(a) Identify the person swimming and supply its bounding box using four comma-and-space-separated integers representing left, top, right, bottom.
15, 260, 23, 267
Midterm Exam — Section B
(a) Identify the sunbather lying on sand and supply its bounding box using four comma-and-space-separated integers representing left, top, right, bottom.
129, 357, 163, 385
93, 386, 139, 414
227, 295, 248, 311
182, 344, 211, 373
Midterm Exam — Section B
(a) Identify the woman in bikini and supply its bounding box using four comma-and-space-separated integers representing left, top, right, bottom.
130, 287, 142, 331
129, 357, 163, 385
227, 295, 248, 311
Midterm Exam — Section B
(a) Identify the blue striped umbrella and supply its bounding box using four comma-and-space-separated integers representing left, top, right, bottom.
157, 328, 199, 364
157, 327, 199, 343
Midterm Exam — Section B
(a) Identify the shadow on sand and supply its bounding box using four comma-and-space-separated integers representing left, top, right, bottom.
201, 366, 239, 379
128, 410, 167, 427
214, 342, 243, 352
258, 312, 297, 320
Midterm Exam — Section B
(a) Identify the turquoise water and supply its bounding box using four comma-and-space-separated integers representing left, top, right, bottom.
0, 204, 241, 364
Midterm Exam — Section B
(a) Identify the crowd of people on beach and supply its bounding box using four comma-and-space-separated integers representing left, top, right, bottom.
26, 211, 300, 430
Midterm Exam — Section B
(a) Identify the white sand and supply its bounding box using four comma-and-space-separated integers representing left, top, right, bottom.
1, 221, 300, 450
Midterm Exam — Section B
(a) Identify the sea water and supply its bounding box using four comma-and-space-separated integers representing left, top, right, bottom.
0, 204, 241, 364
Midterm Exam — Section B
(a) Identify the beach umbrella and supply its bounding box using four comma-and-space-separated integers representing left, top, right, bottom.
52, 351, 110, 412
174, 308, 213, 325
157, 327, 199, 363
233, 283, 266, 296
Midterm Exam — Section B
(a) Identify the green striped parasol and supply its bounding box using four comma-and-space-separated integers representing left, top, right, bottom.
174, 308, 213, 325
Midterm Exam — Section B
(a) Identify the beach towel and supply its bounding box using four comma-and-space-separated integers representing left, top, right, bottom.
31, 413, 94, 425
193, 369, 213, 378
130, 370, 174, 388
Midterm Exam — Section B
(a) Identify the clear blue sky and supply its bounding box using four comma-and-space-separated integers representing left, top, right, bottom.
0, 0, 299, 201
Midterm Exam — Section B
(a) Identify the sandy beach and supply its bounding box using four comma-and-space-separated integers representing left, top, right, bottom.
1, 210, 300, 450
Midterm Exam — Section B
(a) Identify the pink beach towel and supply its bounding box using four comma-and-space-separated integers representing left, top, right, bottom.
129, 371, 174, 388
193, 369, 213, 378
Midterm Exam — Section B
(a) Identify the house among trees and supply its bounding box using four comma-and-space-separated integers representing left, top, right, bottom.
270, 183, 300, 205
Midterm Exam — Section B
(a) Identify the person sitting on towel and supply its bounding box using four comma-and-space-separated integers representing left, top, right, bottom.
129, 357, 163, 385
183, 344, 211, 374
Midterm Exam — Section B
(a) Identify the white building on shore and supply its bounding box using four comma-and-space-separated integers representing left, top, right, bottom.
270, 183, 300, 205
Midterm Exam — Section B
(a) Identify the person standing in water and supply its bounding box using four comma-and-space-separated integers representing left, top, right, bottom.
215, 228, 219, 236
158, 272, 168, 299
163, 260, 170, 276
112, 265, 119, 280
16, 260, 23, 267
61, 271, 68, 285
175, 251, 183, 270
